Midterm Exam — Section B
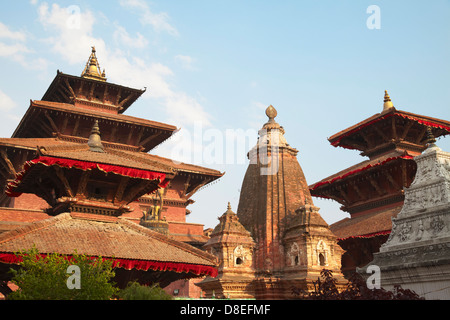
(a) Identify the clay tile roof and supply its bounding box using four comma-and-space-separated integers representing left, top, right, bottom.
39, 144, 175, 174
0, 136, 223, 178
0, 212, 217, 275
330, 205, 401, 240
0, 137, 68, 149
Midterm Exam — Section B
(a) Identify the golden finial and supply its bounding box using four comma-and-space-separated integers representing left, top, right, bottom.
266, 105, 277, 122
383, 90, 394, 111
81, 46, 107, 82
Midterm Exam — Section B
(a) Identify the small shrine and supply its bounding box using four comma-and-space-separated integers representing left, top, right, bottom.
359, 130, 450, 299
197, 203, 255, 299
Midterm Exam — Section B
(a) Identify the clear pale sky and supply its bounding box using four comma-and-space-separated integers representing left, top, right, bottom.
1, 1, 449, 229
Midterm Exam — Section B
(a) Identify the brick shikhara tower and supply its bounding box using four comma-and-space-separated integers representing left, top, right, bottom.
227, 105, 344, 299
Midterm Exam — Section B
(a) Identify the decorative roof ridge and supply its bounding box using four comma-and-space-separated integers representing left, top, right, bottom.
70, 212, 118, 223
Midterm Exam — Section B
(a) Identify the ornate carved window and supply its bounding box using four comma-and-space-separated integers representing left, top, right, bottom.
316, 240, 328, 266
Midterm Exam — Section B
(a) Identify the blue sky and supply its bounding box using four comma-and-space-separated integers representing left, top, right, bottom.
0, 1, 449, 229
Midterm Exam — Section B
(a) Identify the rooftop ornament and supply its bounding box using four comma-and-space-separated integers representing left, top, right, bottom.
383, 90, 394, 111
88, 120, 105, 153
81, 46, 107, 82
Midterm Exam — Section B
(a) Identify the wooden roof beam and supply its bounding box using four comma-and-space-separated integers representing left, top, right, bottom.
54, 166, 74, 198
118, 92, 135, 110
0, 149, 16, 177
139, 132, 162, 148
185, 177, 211, 199
368, 176, 385, 196
42, 112, 60, 134
113, 176, 129, 204
401, 121, 414, 140
64, 77, 76, 98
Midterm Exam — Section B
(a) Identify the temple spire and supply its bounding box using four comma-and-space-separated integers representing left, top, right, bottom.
383, 90, 394, 111
81, 47, 107, 82
88, 120, 105, 153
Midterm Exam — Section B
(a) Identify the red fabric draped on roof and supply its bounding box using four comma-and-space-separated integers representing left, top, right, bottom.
331, 112, 450, 149
310, 155, 413, 191
5, 156, 170, 197
0, 253, 218, 278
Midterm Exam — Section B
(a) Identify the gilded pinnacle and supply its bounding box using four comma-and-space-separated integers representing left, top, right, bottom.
383, 90, 394, 111
81, 46, 107, 82
266, 105, 277, 122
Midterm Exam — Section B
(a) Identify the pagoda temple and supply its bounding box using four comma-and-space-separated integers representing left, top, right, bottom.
0, 48, 223, 297
198, 105, 345, 299
309, 91, 450, 276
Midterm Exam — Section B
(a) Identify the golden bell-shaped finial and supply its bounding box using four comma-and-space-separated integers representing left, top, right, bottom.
383, 90, 394, 111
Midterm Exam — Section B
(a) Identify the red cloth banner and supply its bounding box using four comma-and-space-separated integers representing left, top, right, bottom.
6, 156, 170, 197
0, 253, 218, 277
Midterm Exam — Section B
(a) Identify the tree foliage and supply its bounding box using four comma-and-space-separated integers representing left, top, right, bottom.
292, 269, 424, 300
118, 281, 173, 300
7, 247, 119, 300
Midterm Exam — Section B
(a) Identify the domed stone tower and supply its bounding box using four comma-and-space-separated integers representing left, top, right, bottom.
236, 105, 345, 299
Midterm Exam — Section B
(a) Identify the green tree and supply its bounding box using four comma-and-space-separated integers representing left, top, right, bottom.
8, 247, 119, 300
119, 281, 173, 300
